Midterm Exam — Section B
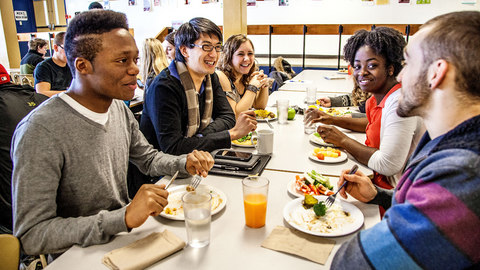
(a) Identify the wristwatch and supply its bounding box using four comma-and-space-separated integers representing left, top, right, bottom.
246, 84, 259, 94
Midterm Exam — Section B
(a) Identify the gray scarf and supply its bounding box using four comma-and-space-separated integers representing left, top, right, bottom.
175, 61, 213, 138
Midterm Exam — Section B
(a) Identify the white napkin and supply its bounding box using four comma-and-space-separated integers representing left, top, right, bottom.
102, 230, 186, 270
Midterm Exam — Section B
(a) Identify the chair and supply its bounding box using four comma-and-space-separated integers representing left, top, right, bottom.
12, 74, 34, 87
0, 234, 20, 270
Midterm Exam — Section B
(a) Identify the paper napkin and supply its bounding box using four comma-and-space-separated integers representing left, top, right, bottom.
102, 230, 186, 270
261, 225, 336, 265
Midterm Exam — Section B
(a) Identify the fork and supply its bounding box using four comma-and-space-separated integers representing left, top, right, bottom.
325, 164, 358, 208
265, 118, 274, 129
186, 175, 203, 192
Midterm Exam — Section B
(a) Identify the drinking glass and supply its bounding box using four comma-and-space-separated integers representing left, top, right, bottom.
304, 110, 316, 135
242, 176, 269, 228
276, 99, 289, 124
182, 190, 212, 248
306, 87, 317, 104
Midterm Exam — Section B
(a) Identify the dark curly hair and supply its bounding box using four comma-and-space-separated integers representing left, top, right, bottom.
217, 34, 258, 87
343, 27, 406, 77
64, 10, 128, 77
174, 17, 223, 63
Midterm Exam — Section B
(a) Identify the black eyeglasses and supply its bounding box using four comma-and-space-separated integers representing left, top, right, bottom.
57, 44, 64, 50
190, 44, 223, 52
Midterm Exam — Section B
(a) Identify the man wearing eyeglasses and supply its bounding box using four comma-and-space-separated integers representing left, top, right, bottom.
140, 17, 257, 156
34, 32, 73, 97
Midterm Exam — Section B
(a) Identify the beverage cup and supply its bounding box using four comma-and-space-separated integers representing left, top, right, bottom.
182, 190, 212, 248
306, 87, 317, 104
251, 129, 274, 155
304, 102, 317, 134
242, 176, 269, 228
276, 99, 289, 124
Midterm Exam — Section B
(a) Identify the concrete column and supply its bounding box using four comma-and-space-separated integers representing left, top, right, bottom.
222, 0, 247, 42
0, 0, 21, 69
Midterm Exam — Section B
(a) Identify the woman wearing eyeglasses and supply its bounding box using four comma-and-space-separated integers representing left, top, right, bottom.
216, 34, 269, 118
140, 18, 257, 156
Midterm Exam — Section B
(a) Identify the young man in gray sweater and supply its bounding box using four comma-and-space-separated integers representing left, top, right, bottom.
11, 10, 214, 258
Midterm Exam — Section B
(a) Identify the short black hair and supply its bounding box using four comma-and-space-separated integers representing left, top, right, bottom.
343, 26, 406, 77
88, 2, 103, 9
174, 17, 223, 63
54, 32, 65, 46
64, 10, 128, 77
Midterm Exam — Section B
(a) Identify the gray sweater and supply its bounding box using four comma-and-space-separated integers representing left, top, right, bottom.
11, 97, 188, 255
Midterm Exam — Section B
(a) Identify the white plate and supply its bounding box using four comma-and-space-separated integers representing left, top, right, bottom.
287, 179, 336, 198
308, 150, 348, 163
309, 133, 356, 147
283, 196, 364, 237
232, 141, 255, 148
337, 71, 349, 75
287, 180, 305, 198
160, 184, 227, 221
256, 117, 277, 122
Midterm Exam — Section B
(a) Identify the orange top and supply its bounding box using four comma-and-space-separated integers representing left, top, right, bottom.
364, 83, 402, 190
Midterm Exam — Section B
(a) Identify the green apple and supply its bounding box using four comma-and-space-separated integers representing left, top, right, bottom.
287, 107, 296, 120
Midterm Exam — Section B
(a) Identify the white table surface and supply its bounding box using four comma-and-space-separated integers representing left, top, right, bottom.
279, 70, 354, 95
46, 170, 380, 270
248, 91, 373, 177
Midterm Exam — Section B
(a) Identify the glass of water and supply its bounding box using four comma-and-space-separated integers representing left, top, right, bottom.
276, 99, 289, 124
304, 105, 317, 134
182, 190, 212, 248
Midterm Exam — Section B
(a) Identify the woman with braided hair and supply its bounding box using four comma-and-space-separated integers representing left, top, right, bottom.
305, 26, 424, 190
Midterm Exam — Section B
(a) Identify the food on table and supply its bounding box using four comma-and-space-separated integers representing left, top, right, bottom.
244, 193, 267, 228
338, 69, 348, 74
295, 170, 334, 196
313, 146, 341, 159
232, 132, 256, 146
289, 200, 354, 234
316, 107, 352, 116
313, 201, 327, 217
302, 195, 327, 216
302, 194, 318, 209
287, 107, 296, 120
163, 190, 222, 217
254, 109, 276, 119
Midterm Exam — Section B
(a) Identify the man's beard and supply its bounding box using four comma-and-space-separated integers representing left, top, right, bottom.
397, 69, 431, 118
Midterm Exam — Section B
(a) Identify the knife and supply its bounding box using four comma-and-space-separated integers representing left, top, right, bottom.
164, 171, 179, 190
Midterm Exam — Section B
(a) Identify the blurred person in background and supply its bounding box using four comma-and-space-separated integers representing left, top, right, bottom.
88, 2, 103, 9
141, 38, 169, 93
162, 31, 176, 63
0, 63, 48, 235
20, 38, 48, 74
34, 32, 72, 97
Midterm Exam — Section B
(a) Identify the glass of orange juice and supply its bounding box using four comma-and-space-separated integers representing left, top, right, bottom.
242, 176, 269, 228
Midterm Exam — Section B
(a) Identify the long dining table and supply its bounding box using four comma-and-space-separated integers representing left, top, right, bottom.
278, 70, 354, 96
45, 84, 379, 270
